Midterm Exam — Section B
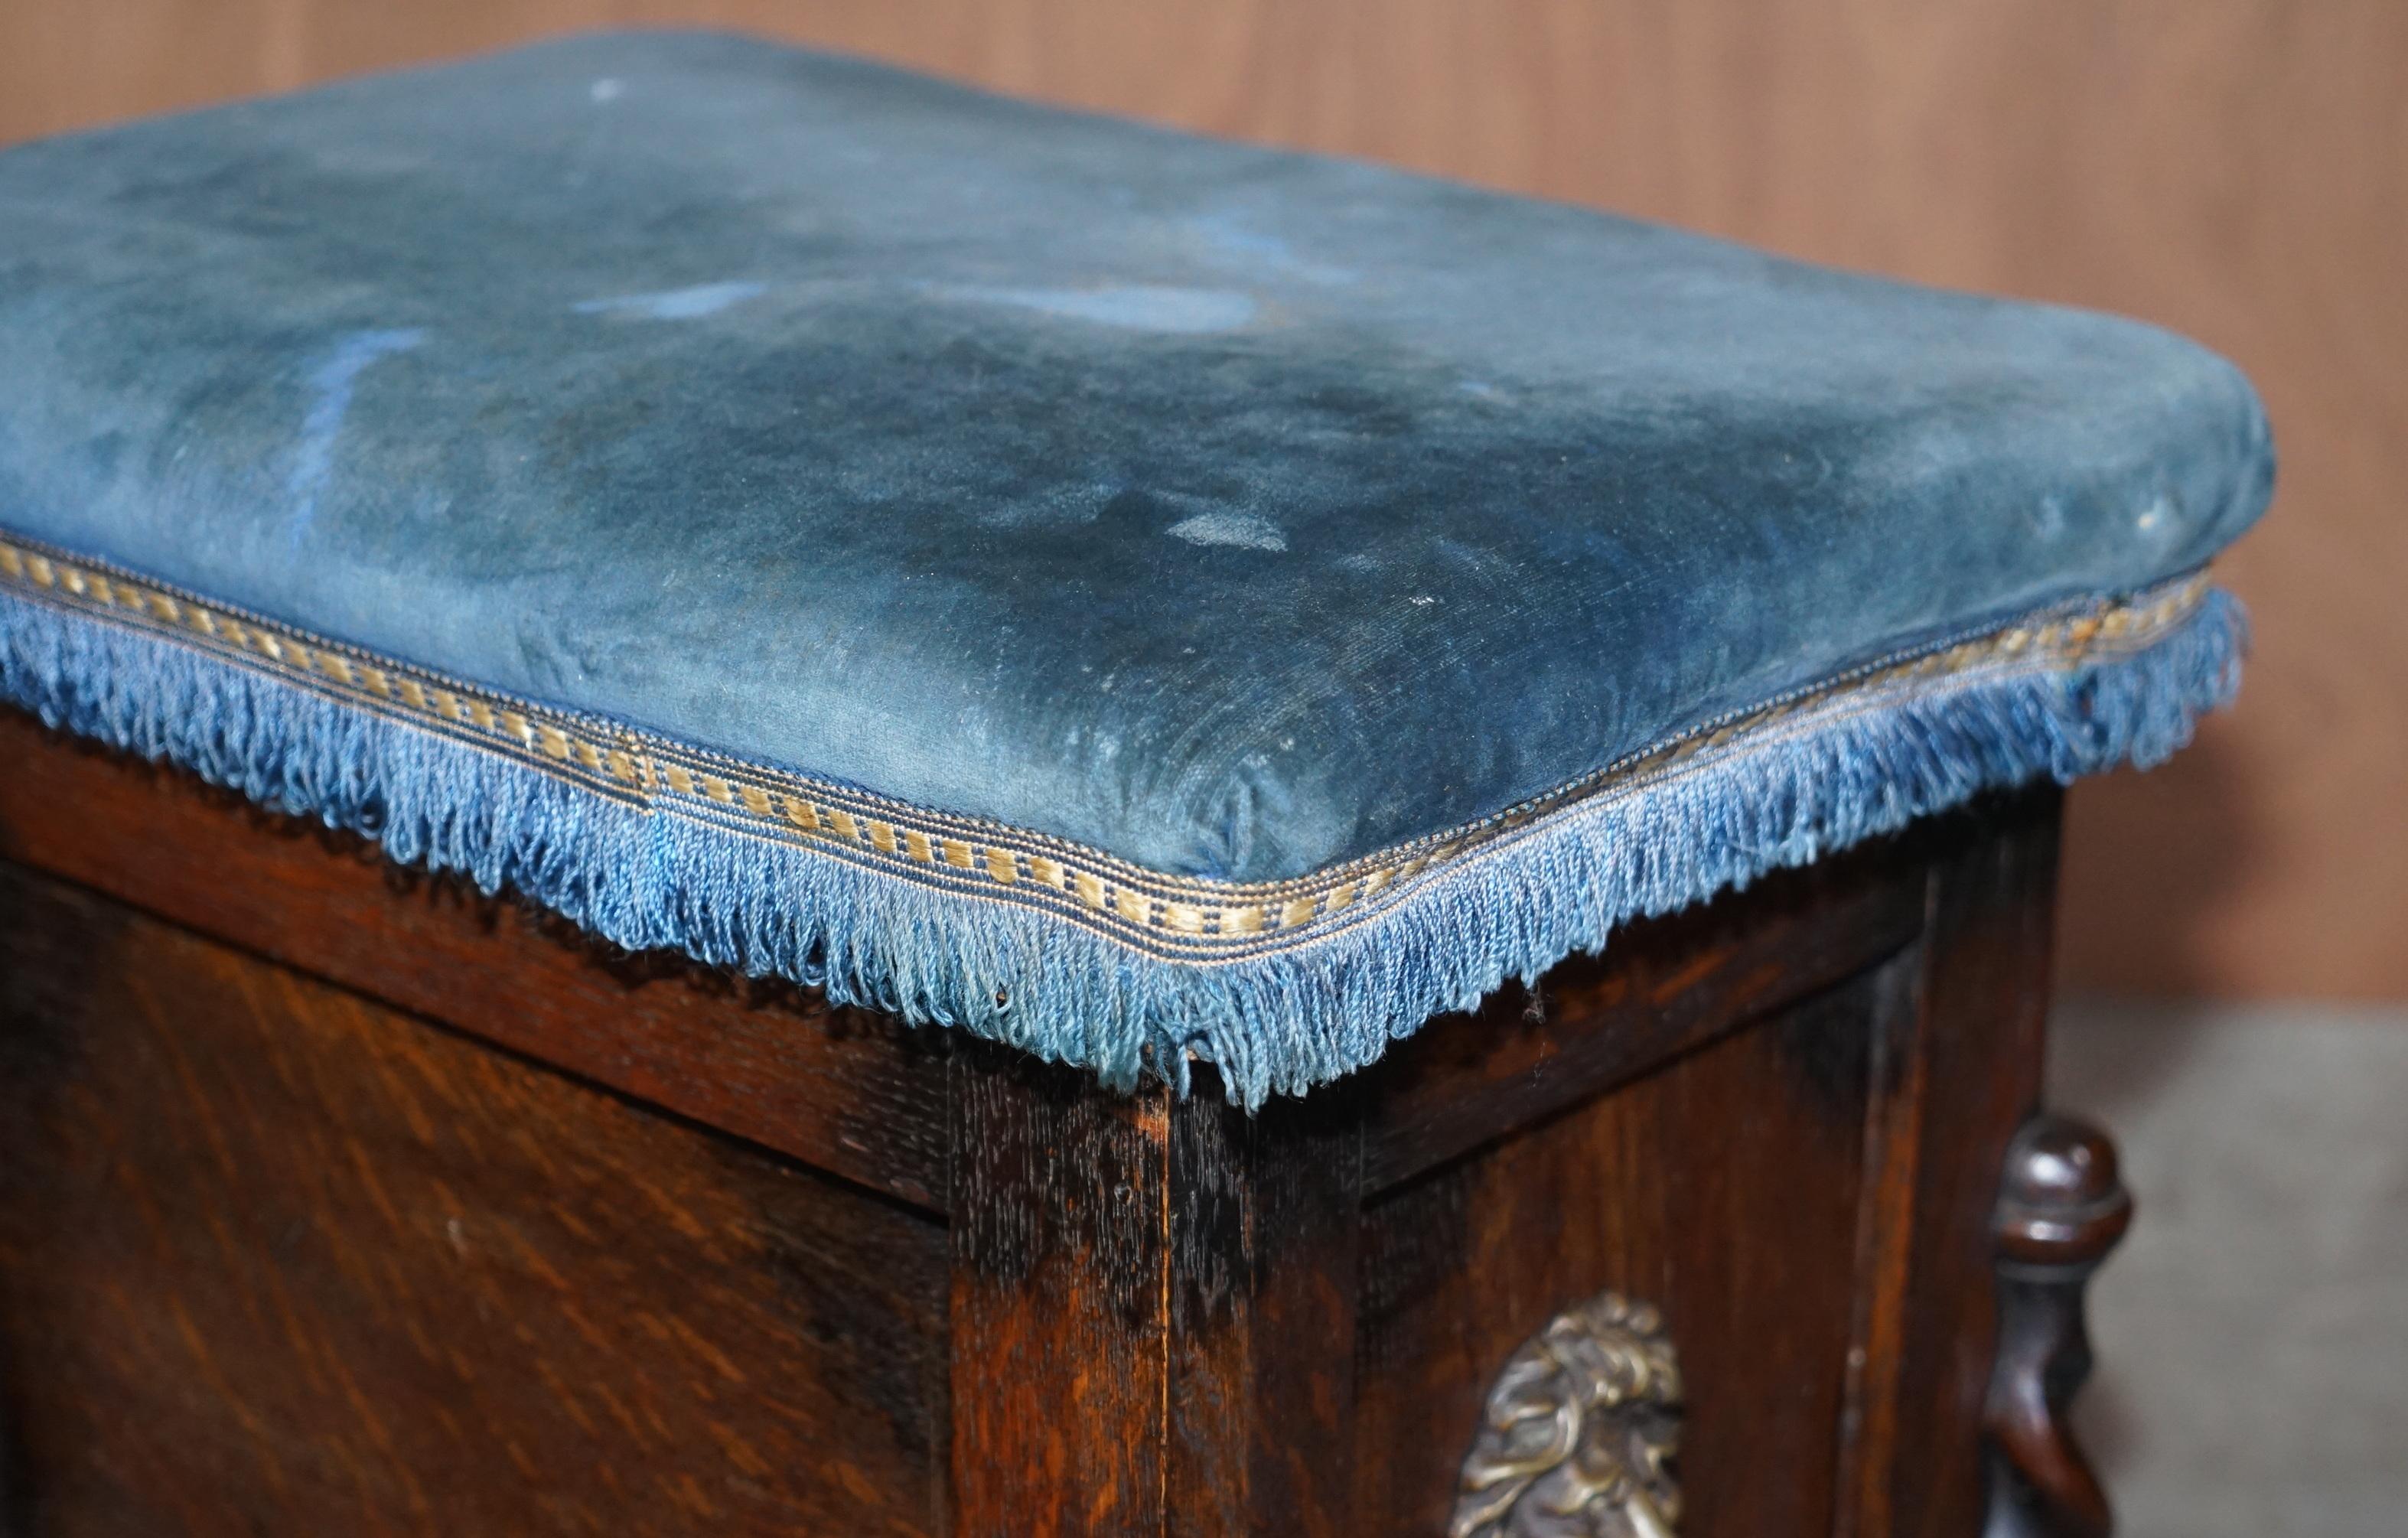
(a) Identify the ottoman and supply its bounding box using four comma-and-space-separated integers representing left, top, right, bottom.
0, 31, 2268, 1537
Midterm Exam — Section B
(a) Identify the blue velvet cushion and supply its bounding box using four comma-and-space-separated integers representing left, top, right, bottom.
0, 31, 2270, 1100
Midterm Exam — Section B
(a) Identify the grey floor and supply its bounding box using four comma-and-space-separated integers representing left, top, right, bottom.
2050, 999, 2408, 1538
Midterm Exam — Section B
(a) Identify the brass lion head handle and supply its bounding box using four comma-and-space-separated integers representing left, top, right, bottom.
1450, 1290, 1683, 1538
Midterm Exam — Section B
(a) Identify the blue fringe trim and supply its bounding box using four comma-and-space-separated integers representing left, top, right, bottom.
0, 585, 2243, 1106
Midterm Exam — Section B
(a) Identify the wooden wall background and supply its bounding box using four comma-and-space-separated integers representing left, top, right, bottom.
2, 2, 2400, 1001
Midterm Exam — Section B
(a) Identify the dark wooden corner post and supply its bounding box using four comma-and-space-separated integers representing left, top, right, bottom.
1856, 787, 2131, 1538
944, 1046, 1363, 1538
1835, 788, 2128, 1538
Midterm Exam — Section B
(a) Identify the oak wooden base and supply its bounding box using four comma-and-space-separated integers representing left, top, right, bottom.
0, 712, 2120, 1535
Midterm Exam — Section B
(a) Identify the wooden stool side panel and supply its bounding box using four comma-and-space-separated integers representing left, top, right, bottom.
0, 864, 953, 1538
0, 707, 2087, 1538
1354, 960, 1909, 1537
937, 797, 2067, 1538
0, 712, 951, 1211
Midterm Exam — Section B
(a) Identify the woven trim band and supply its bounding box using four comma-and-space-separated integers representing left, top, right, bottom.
0, 529, 2208, 963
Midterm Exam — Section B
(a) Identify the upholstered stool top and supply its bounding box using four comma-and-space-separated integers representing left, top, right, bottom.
0, 31, 2269, 1101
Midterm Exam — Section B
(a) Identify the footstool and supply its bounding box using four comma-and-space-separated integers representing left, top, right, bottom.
0, 31, 2268, 1537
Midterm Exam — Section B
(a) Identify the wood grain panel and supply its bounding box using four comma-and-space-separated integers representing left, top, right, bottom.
1357, 846, 1922, 1194
0, 713, 952, 1213
0, 862, 949, 1537
1158, 1083, 1364, 1538
0, 1, 2393, 997
1356, 969, 1889, 1537
942, 1051, 1364, 1538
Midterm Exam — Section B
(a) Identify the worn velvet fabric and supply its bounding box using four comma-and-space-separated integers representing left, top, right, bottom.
0, 31, 2270, 1100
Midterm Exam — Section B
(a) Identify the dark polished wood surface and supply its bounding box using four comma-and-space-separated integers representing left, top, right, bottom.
0, 717, 950, 1213
1360, 965, 1899, 1536
0, 710, 2115, 1535
1982, 1116, 2133, 1538
0, 865, 950, 1537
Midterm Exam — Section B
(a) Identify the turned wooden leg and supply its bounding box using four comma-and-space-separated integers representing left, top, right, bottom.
1982, 1114, 2133, 1538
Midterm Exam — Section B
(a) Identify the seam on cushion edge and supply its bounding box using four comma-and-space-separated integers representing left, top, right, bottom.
0, 524, 2216, 951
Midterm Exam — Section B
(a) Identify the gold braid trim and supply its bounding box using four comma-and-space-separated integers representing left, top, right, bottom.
0, 532, 2208, 959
